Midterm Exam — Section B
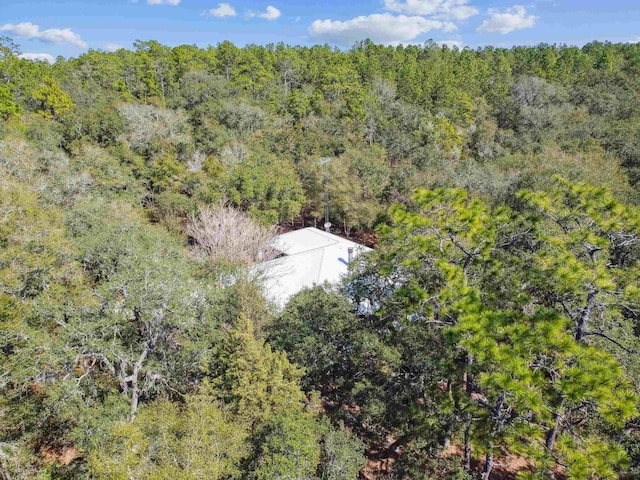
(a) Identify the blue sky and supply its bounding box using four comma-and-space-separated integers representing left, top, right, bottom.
1, 0, 639, 62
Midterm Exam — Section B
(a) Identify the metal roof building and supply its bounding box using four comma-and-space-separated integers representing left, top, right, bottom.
252, 227, 371, 307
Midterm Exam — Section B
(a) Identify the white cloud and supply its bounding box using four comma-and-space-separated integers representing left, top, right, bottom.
309, 13, 456, 47
208, 3, 236, 17
18, 52, 55, 63
384, 0, 478, 20
477, 5, 538, 34
104, 43, 124, 52
437, 39, 463, 48
258, 5, 281, 20
0, 22, 87, 48
147, 0, 180, 5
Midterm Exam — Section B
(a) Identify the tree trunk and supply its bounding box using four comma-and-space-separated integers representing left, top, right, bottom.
463, 418, 472, 472
575, 289, 596, 342
443, 378, 456, 451
464, 353, 474, 473
443, 422, 452, 450
545, 412, 561, 451
481, 450, 494, 480
544, 400, 564, 478
129, 347, 149, 422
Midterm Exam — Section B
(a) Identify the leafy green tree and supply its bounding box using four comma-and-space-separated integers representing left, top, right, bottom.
89, 391, 248, 480
318, 422, 366, 480
0, 180, 99, 476
226, 154, 305, 224
233, 47, 273, 99
175, 70, 229, 109
287, 89, 311, 120
70, 202, 211, 421
32, 76, 74, 119
134, 40, 177, 105
520, 177, 640, 345
323, 145, 389, 234
148, 151, 187, 192
348, 183, 638, 477
216, 40, 240, 81
250, 412, 321, 480
172, 44, 207, 79
0, 83, 20, 119
216, 101, 266, 136
0, 36, 20, 59
269, 286, 388, 398
275, 44, 303, 95
210, 314, 306, 429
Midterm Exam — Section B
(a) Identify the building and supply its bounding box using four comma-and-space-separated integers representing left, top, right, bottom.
252, 227, 371, 307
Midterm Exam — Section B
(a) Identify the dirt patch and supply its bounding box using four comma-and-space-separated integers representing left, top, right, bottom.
40, 445, 81, 466
361, 457, 397, 479
360, 443, 553, 479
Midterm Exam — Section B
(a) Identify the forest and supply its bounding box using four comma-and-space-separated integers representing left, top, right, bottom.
1, 36, 640, 479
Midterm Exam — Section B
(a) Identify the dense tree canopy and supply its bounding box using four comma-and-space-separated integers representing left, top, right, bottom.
2, 36, 640, 479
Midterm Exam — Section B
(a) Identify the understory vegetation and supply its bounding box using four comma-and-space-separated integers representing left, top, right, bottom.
2, 36, 640, 478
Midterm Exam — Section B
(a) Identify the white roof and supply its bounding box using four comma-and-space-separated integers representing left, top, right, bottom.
252, 227, 371, 307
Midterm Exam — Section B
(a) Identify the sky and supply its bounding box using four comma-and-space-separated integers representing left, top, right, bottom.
0, 0, 639, 62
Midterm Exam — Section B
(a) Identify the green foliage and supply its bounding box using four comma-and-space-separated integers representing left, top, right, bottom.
148, 151, 187, 191
318, 422, 366, 480
269, 285, 393, 402
325, 145, 390, 233
32, 76, 74, 119
4, 37, 640, 479
67, 200, 227, 425
226, 154, 305, 224
287, 89, 311, 120
89, 391, 248, 480
211, 314, 306, 428
345, 181, 639, 477
0, 83, 20, 119
250, 411, 321, 480
520, 177, 640, 342
0, 179, 97, 476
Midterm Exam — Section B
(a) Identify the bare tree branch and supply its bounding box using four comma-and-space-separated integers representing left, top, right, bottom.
583, 331, 638, 354
187, 202, 278, 267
